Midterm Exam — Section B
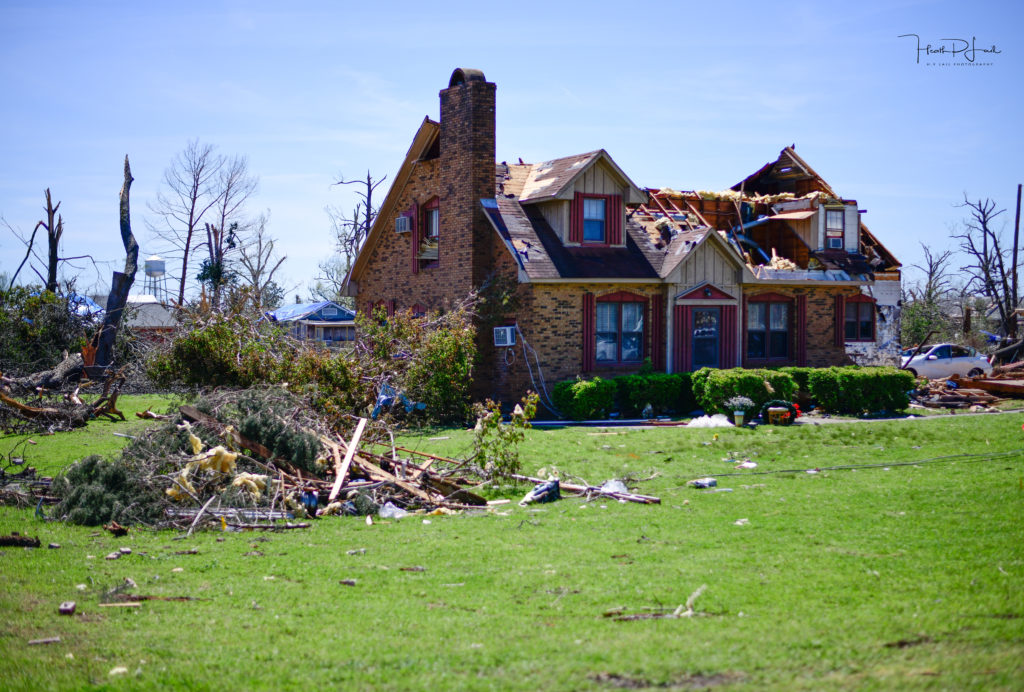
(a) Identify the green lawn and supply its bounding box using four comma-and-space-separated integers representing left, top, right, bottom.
2, 393, 179, 477
1, 410, 1023, 690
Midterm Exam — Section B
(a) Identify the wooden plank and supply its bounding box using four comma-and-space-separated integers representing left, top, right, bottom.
28, 637, 61, 645
353, 455, 436, 503
328, 418, 367, 503
967, 379, 1024, 397
98, 602, 142, 608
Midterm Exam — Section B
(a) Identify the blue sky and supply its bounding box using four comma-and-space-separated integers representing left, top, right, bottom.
1, 0, 1021, 297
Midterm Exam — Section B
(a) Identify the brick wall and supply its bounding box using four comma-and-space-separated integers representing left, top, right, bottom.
483, 281, 667, 406
356, 74, 497, 318
742, 285, 860, 367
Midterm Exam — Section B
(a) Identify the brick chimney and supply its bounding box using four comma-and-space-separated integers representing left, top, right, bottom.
440, 68, 496, 292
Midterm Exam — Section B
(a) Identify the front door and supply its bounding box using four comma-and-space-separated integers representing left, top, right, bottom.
692, 307, 720, 369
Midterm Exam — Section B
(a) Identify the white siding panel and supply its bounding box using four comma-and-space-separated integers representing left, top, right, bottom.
845, 205, 859, 251
538, 200, 569, 241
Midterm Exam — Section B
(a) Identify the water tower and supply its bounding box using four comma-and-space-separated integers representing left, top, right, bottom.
142, 255, 169, 304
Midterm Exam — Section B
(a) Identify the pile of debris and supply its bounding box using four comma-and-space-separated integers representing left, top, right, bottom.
9, 387, 658, 532
909, 360, 1024, 410
911, 377, 1001, 411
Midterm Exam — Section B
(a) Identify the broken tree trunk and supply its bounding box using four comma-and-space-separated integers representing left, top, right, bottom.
0, 374, 125, 428
95, 156, 139, 369
4, 352, 84, 394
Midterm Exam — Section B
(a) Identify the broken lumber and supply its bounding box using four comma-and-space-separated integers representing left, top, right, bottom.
353, 455, 438, 504
28, 637, 62, 645
328, 417, 366, 503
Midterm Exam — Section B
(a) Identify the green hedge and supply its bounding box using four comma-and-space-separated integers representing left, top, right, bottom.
553, 373, 695, 420
552, 377, 617, 420
552, 366, 914, 420
806, 366, 914, 414
613, 372, 695, 417
692, 368, 797, 415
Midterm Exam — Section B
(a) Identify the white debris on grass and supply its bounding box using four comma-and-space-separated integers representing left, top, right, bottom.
687, 414, 734, 428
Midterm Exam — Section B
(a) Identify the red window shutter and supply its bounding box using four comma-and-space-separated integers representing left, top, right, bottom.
651, 293, 665, 370
410, 202, 420, 275
834, 294, 845, 347
796, 295, 807, 366
607, 195, 622, 245
569, 193, 583, 244
741, 298, 747, 367
721, 305, 737, 368
386, 300, 396, 318
681, 306, 693, 371
582, 292, 595, 372
673, 305, 685, 372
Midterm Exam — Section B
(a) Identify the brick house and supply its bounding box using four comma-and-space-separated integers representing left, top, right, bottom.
344, 68, 902, 406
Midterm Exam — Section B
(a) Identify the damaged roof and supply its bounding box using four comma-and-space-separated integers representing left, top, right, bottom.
482, 197, 660, 281
516, 149, 647, 205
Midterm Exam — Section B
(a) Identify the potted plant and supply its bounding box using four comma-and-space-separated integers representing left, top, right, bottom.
724, 396, 755, 427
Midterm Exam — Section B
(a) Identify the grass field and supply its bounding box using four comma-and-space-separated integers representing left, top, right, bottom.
2, 402, 1023, 690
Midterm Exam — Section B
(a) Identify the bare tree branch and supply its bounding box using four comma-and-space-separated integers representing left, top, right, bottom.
147, 141, 224, 305
319, 171, 386, 305
236, 213, 286, 310
952, 195, 1015, 337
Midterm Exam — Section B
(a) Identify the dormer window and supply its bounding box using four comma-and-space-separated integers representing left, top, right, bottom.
825, 209, 844, 250
570, 192, 622, 245
583, 198, 606, 242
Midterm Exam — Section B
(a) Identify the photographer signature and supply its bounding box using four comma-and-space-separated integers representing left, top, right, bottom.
898, 34, 1001, 63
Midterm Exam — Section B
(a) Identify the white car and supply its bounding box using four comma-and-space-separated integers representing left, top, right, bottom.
901, 343, 993, 379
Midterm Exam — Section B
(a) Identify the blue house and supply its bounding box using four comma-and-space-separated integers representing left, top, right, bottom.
264, 301, 356, 346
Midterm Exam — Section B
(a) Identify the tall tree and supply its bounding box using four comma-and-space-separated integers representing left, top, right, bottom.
952, 195, 1016, 337
147, 140, 222, 306
901, 243, 957, 346
198, 154, 258, 307
236, 213, 286, 310
317, 171, 385, 304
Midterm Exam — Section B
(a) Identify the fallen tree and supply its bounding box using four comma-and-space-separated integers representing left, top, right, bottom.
0, 372, 125, 431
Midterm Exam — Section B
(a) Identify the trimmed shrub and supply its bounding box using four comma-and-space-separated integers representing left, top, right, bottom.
777, 366, 816, 407
778, 366, 813, 394
693, 368, 797, 414
613, 372, 694, 417
552, 377, 617, 420
807, 366, 914, 414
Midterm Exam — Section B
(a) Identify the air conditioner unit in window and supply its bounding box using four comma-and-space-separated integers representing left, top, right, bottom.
493, 325, 516, 347
395, 216, 411, 234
